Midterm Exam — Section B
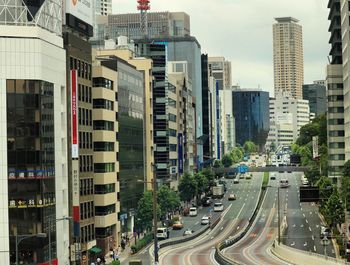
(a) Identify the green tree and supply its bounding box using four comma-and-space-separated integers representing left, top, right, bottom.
202, 168, 215, 188
270, 142, 276, 152
243, 141, 257, 154
324, 189, 345, 227
178, 173, 198, 204
343, 160, 350, 177
157, 185, 181, 219
194, 172, 208, 195
340, 176, 350, 211
136, 191, 161, 231
230, 147, 244, 163
221, 154, 233, 168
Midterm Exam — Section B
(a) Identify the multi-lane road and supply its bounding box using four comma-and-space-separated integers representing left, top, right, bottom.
159, 172, 262, 265
126, 170, 336, 265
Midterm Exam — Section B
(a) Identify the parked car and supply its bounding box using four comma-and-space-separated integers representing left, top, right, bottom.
201, 216, 210, 225
183, 229, 194, 236
245, 173, 252, 180
233, 178, 239, 184
189, 207, 198, 217
172, 221, 184, 230
228, 193, 236, 200
270, 173, 276, 180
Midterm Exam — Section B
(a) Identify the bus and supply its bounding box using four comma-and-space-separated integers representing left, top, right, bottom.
280, 179, 289, 188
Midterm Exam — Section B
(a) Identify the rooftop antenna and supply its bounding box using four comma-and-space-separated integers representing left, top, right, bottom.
137, 0, 150, 37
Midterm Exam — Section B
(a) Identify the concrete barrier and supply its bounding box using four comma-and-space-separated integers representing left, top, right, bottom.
271, 239, 350, 265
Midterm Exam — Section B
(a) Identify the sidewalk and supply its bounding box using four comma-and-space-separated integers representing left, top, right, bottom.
104, 233, 140, 264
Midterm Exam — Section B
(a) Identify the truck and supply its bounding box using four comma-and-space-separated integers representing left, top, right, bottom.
212, 185, 224, 199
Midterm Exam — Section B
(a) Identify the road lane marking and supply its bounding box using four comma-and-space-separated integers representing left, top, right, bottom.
300, 224, 304, 228
314, 246, 316, 252
195, 221, 199, 225
293, 224, 296, 228
291, 242, 295, 246
303, 213, 305, 217
304, 242, 307, 247
306, 219, 308, 224
309, 227, 312, 232
312, 236, 315, 240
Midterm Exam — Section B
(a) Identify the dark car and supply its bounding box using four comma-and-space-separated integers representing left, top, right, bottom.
202, 197, 212, 207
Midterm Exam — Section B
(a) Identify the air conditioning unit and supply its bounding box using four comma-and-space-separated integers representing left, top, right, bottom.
169, 166, 177, 174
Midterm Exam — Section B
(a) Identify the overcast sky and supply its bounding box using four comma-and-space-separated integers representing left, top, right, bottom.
112, 0, 329, 96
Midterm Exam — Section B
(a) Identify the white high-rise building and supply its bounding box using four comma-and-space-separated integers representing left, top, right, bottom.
273, 17, 304, 99
0, 1, 69, 264
266, 92, 310, 149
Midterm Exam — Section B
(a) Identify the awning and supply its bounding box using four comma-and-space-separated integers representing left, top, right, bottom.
89, 246, 102, 254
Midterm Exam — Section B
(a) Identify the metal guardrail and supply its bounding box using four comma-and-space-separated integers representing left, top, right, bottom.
214, 187, 268, 265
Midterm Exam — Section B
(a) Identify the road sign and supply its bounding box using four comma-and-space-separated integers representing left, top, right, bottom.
321, 237, 330, 246
312, 136, 319, 159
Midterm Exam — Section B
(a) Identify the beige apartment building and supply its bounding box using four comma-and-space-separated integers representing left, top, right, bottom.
91, 62, 120, 253
273, 17, 304, 99
94, 38, 154, 189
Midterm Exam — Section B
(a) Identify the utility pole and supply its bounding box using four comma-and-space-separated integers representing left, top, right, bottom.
152, 165, 159, 264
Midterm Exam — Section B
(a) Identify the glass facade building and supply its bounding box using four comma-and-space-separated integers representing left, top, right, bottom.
7, 80, 56, 264
232, 90, 270, 149
302, 83, 327, 116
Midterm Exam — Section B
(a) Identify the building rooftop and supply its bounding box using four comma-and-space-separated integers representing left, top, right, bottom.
274, 17, 299, 23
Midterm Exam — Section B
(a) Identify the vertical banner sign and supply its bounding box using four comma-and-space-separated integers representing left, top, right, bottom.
72, 160, 80, 236
178, 133, 184, 174
71, 70, 78, 158
216, 81, 221, 160
312, 136, 319, 159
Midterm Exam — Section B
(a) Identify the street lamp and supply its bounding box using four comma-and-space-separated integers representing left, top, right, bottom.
15, 233, 47, 265
48, 216, 72, 265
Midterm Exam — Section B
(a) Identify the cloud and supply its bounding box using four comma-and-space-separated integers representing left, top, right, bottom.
112, 0, 329, 89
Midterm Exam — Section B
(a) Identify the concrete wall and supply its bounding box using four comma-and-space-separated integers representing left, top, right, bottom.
271, 239, 349, 265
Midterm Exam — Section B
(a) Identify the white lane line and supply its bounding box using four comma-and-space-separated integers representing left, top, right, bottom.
303, 213, 306, 217
195, 221, 199, 225
303, 242, 308, 247
306, 219, 308, 224
292, 224, 296, 228
312, 236, 315, 241
290, 242, 295, 246
300, 224, 304, 228
314, 246, 316, 252
309, 227, 312, 232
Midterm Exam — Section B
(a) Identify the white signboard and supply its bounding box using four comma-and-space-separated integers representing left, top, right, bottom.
312, 136, 319, 159
66, 0, 93, 26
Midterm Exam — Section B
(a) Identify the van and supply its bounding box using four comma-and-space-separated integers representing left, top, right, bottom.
214, 202, 224, 212
189, 207, 197, 216
156, 227, 169, 240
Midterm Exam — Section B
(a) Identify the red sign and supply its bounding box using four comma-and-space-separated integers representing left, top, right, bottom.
38, 258, 58, 265
71, 70, 78, 158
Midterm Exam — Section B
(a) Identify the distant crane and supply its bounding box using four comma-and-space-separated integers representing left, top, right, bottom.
137, 0, 150, 37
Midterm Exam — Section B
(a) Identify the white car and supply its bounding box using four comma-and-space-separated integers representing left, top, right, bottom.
189, 207, 197, 217
201, 216, 210, 225
214, 202, 224, 212
156, 227, 169, 240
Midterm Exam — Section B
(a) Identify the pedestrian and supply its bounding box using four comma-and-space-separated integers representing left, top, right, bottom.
121, 239, 126, 250
96, 257, 101, 264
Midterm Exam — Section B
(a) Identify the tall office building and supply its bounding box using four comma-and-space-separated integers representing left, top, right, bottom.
208, 57, 232, 91
302, 82, 327, 116
0, 0, 69, 264
107, 12, 190, 40
326, 0, 345, 177
266, 92, 310, 149
340, 0, 350, 164
232, 89, 270, 150
63, 0, 95, 263
273, 17, 304, 99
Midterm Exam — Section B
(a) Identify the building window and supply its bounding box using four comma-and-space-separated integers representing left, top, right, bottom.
93, 77, 113, 90
94, 184, 115, 194
93, 142, 114, 151
93, 99, 114, 110
93, 120, 114, 131
94, 163, 115, 173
